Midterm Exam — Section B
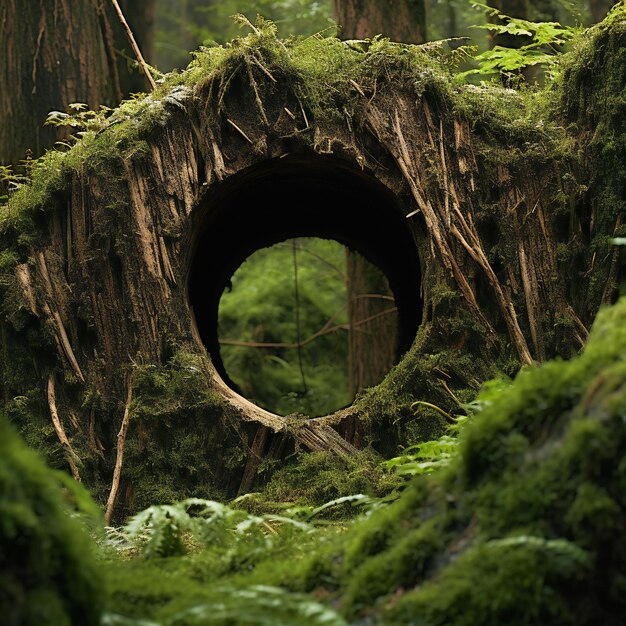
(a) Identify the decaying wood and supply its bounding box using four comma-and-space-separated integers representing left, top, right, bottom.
105, 380, 133, 526
47, 375, 81, 482
11, 33, 610, 503
238, 425, 270, 495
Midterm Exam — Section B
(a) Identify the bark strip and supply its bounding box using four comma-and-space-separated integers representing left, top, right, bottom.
105, 380, 133, 525
47, 375, 82, 482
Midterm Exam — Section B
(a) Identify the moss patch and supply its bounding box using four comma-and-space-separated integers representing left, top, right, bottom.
0, 416, 103, 626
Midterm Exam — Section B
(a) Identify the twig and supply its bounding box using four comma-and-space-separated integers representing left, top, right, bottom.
226, 118, 254, 145
47, 375, 81, 481
105, 379, 133, 526
220, 307, 398, 349
109, 0, 157, 90
411, 400, 456, 425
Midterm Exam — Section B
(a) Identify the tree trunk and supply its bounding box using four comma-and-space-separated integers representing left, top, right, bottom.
346, 251, 398, 399
0, 0, 121, 168
333, 0, 426, 43
333, 0, 425, 401
0, 0, 155, 170
589, 0, 618, 22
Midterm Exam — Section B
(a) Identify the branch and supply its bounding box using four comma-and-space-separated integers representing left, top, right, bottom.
105, 379, 133, 526
109, 0, 157, 91
47, 375, 81, 482
220, 307, 398, 349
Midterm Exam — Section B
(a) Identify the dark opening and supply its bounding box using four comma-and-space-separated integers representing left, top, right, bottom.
188, 155, 422, 415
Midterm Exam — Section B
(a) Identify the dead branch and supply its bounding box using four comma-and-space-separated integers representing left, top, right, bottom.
47, 375, 81, 481
109, 0, 157, 90
105, 379, 133, 526
227, 118, 254, 145
220, 307, 398, 349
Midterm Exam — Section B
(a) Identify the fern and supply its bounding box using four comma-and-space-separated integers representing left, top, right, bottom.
103, 585, 347, 626
111, 498, 314, 559
459, 2, 579, 81
383, 379, 510, 476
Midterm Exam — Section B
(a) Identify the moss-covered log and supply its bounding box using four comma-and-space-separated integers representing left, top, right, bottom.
0, 14, 624, 514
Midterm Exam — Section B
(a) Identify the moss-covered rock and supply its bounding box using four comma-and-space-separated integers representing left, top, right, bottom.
308, 296, 626, 624
0, 416, 103, 626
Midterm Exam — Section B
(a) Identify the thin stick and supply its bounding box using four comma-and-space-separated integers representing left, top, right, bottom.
226, 118, 254, 145
292, 239, 308, 393
109, 0, 157, 90
220, 307, 398, 349
47, 375, 81, 482
105, 380, 133, 526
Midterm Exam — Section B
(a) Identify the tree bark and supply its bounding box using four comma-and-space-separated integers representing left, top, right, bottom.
0, 0, 121, 167
0, 0, 155, 170
333, 0, 426, 43
347, 251, 398, 399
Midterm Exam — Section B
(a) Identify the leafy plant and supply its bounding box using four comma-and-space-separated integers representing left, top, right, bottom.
103, 585, 347, 626
108, 498, 313, 559
383, 379, 510, 476
459, 2, 579, 81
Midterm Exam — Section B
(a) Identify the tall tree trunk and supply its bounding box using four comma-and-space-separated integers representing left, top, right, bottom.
346, 251, 398, 399
0, 0, 121, 168
0, 0, 155, 170
333, 0, 426, 43
589, 0, 618, 22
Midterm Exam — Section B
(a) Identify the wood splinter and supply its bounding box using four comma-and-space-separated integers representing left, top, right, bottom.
47, 375, 81, 482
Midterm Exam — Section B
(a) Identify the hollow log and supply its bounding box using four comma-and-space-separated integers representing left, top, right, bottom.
1, 20, 623, 515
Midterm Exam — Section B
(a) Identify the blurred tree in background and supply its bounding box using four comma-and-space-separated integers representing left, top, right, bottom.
218, 239, 397, 417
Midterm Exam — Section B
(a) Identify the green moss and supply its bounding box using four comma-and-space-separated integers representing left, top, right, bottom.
256, 449, 400, 511
389, 538, 587, 626
99, 295, 626, 624
119, 350, 247, 514
0, 416, 103, 626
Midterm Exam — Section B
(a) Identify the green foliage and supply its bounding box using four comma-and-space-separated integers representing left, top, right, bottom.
108, 498, 313, 560
154, 0, 334, 71
382, 435, 459, 476
460, 2, 579, 80
105, 586, 346, 626
220, 238, 395, 416
382, 378, 511, 475
0, 416, 103, 626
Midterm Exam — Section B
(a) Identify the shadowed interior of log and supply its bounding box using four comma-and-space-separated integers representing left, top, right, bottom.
188, 154, 422, 416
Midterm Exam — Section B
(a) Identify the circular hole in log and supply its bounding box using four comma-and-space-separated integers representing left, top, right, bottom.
217, 237, 400, 417
188, 154, 422, 418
